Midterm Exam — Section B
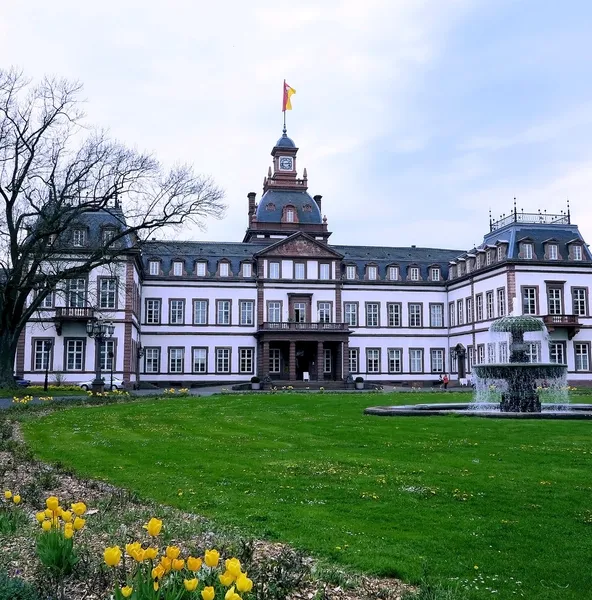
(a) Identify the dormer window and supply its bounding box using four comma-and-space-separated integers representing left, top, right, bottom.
486, 252, 492, 266
548, 244, 558, 260
286, 207, 295, 223
476, 254, 482, 269
173, 261, 183, 276
523, 243, 533, 259
103, 228, 116, 244
497, 246, 503, 261
219, 262, 230, 277
196, 262, 207, 277
449, 265, 456, 279
573, 245, 583, 261
346, 265, 356, 280
430, 267, 440, 281
72, 229, 86, 247
242, 263, 252, 277
409, 267, 420, 281
388, 266, 399, 281
367, 265, 377, 280
466, 260, 472, 274
149, 260, 160, 276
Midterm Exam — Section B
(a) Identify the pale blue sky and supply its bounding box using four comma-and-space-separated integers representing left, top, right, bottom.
1, 0, 591, 250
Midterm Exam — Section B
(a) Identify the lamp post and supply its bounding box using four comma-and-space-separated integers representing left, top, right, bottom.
108, 350, 114, 391
86, 319, 115, 393
136, 343, 144, 390
43, 339, 53, 392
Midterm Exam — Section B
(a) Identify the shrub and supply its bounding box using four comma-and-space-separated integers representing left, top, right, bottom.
250, 376, 261, 384
0, 571, 40, 600
355, 376, 364, 384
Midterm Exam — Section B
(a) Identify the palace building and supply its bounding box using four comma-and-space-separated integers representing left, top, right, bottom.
20, 129, 592, 387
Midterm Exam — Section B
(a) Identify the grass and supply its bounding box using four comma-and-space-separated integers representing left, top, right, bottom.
21, 391, 592, 599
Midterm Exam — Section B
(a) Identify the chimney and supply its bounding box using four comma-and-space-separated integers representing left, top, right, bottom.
247, 192, 256, 216
313, 194, 322, 212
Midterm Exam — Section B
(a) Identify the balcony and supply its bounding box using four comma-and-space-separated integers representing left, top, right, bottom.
258, 321, 350, 333
54, 307, 95, 335
542, 314, 581, 339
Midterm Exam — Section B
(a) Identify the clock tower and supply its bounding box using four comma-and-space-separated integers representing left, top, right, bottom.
264, 126, 304, 193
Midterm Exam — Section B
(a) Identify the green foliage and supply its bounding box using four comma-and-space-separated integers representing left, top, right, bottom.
36, 529, 79, 580
0, 571, 40, 600
0, 504, 28, 534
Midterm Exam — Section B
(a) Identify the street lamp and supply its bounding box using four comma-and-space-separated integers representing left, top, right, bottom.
86, 319, 115, 393
43, 339, 53, 392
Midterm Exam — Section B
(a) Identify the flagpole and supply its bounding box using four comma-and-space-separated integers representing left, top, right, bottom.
282, 79, 286, 133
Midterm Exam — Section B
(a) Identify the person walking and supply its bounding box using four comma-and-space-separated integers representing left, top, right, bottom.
442, 373, 449, 390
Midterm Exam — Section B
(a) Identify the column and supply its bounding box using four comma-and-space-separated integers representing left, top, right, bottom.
317, 340, 324, 381
289, 341, 296, 380
336, 342, 343, 381
262, 342, 270, 377
343, 340, 350, 382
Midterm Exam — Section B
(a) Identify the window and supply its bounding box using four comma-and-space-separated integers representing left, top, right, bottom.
572, 288, 588, 316
466, 260, 471, 274
67, 279, 86, 308
573, 245, 583, 261
575, 343, 590, 371
431, 349, 444, 373
388, 349, 402, 373
192, 348, 207, 373
346, 265, 356, 280
466, 297, 473, 323
409, 303, 422, 327
367, 265, 377, 280
388, 303, 402, 327
73, 229, 85, 247
526, 342, 540, 363
388, 266, 399, 281
34, 340, 53, 371
523, 243, 533, 259
239, 348, 254, 374
450, 349, 458, 373
65, 339, 84, 371
367, 349, 380, 373
477, 344, 485, 364
144, 348, 160, 373
430, 304, 443, 327
99, 340, 115, 371
549, 343, 565, 365
149, 261, 160, 276
457, 300, 464, 325
286, 207, 295, 223
476, 255, 482, 269
366, 303, 379, 327
196, 262, 207, 277
522, 287, 537, 315
294, 263, 305, 280
547, 288, 562, 315
344, 303, 358, 327
467, 346, 474, 371
324, 349, 332, 373
476, 294, 483, 321
102, 228, 116, 245
548, 244, 558, 260
319, 263, 330, 280
216, 300, 231, 325
239, 300, 254, 326
169, 299, 185, 324
193, 300, 208, 325
98, 278, 117, 309
348, 348, 359, 373
268, 302, 281, 323
146, 299, 161, 324
449, 302, 455, 327
497, 289, 506, 317
38, 292, 54, 309
430, 267, 440, 281
409, 267, 420, 281
486, 291, 494, 319
173, 261, 183, 276
269, 348, 281, 373
242, 263, 252, 277
169, 348, 184, 373
497, 246, 503, 261
318, 302, 331, 323
487, 343, 496, 363
293, 302, 306, 322
219, 262, 229, 277
499, 342, 508, 363
410, 349, 423, 373
269, 262, 280, 279
486, 252, 492, 266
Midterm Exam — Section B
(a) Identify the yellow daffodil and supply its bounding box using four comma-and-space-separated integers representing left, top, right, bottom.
73, 517, 85, 530
121, 587, 133, 598
144, 517, 163, 536
145, 546, 159, 560
172, 558, 185, 571
187, 556, 202, 571
3, 490, 11, 499
71, 502, 87, 516
42, 520, 52, 531
236, 573, 253, 593
61, 510, 72, 522
12, 494, 21, 504
165, 545, 181, 559
219, 571, 235, 586
46, 496, 59, 511
64, 523, 74, 539
104, 546, 122, 567
201, 587, 216, 600
204, 549, 220, 568
152, 564, 165, 580
36, 511, 45, 523
184, 578, 199, 591
225, 558, 242, 578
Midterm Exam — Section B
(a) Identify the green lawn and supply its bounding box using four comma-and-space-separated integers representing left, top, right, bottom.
21, 392, 592, 599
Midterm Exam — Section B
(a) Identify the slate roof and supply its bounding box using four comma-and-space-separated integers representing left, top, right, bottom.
275, 132, 296, 148
255, 190, 323, 224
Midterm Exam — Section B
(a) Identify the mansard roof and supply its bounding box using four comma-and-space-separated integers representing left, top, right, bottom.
255, 190, 322, 224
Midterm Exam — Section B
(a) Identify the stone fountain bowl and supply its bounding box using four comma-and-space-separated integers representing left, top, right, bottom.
490, 315, 545, 333
473, 362, 567, 380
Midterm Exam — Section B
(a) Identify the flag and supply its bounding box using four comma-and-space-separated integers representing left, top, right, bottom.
283, 80, 296, 111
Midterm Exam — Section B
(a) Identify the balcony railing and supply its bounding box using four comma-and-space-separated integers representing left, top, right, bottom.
542, 314, 579, 326
490, 211, 569, 231
259, 321, 349, 332
54, 307, 95, 319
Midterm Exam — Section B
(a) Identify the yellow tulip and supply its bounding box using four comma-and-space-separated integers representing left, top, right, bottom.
204, 549, 220, 568
145, 546, 159, 560
61, 510, 72, 522
225, 558, 242, 578
121, 587, 133, 598
201, 587, 216, 600
71, 502, 87, 516
36, 511, 46, 523
133, 548, 146, 563
104, 546, 122, 567
44, 508, 53, 518
224, 586, 237, 600
152, 564, 165, 580
64, 523, 74, 539
154, 582, 159, 591
3, 490, 11, 499
12, 495, 21, 505
184, 578, 199, 592
46, 496, 59, 511
126, 542, 141, 556
172, 558, 185, 571
160, 557, 172, 572
73, 517, 85, 530
55, 506, 63, 517
236, 573, 253, 593
144, 517, 163, 536
187, 556, 203, 571
219, 571, 234, 586
165, 545, 181, 559
42, 520, 51, 531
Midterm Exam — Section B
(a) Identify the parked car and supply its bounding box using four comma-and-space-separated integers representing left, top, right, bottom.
13, 376, 31, 387
77, 377, 124, 391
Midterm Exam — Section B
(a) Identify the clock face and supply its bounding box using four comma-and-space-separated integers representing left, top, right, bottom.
279, 157, 293, 170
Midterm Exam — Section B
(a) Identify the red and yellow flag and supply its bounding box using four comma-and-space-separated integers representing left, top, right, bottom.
282, 80, 296, 111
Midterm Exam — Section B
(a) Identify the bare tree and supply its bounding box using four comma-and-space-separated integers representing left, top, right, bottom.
0, 68, 226, 387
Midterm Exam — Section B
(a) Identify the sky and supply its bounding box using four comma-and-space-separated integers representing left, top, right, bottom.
1, 0, 592, 251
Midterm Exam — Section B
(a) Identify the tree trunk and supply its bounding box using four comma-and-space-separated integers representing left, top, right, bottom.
0, 331, 21, 389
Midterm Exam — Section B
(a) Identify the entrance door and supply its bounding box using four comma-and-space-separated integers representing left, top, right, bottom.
294, 302, 306, 323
